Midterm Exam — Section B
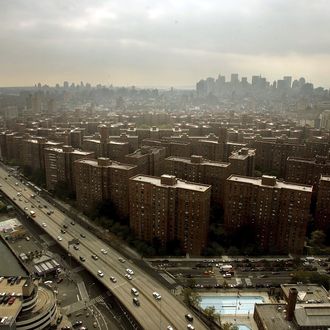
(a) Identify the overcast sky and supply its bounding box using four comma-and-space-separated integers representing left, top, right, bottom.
1, 0, 330, 88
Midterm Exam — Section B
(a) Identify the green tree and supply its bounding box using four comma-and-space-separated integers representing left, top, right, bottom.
182, 288, 201, 307
310, 230, 326, 248
222, 323, 239, 330
203, 306, 220, 322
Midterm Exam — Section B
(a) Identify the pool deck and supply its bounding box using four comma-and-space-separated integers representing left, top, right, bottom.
200, 290, 272, 330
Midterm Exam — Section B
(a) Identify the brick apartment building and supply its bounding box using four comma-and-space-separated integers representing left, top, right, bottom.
228, 147, 255, 176
164, 155, 230, 207
44, 146, 95, 192
129, 174, 211, 255
315, 175, 330, 232
125, 145, 166, 176
286, 155, 330, 188
75, 157, 138, 218
224, 175, 312, 254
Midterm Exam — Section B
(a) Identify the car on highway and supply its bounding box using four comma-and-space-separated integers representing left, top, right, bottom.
152, 292, 161, 300
131, 288, 139, 296
126, 268, 134, 275
133, 297, 140, 306
63, 224, 68, 229
101, 249, 108, 254
79, 256, 86, 262
80, 233, 86, 238
187, 324, 195, 330
73, 245, 79, 250
125, 274, 132, 280
167, 326, 174, 330
61, 229, 66, 234
25, 236, 30, 241
24, 207, 28, 210
185, 314, 193, 322
47, 211, 52, 215
72, 320, 83, 327
91, 255, 98, 260
110, 276, 117, 283
118, 257, 125, 263
97, 270, 104, 277
42, 223, 47, 227
71, 221, 75, 225
57, 236, 63, 241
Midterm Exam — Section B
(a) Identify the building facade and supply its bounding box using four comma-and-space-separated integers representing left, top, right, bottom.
224, 175, 312, 254
129, 174, 211, 255
75, 157, 137, 218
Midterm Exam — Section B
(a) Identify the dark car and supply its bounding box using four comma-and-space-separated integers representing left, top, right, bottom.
63, 224, 68, 229
185, 314, 193, 322
80, 234, 86, 238
79, 256, 86, 262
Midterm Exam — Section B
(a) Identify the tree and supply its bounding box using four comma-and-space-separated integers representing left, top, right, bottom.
310, 230, 326, 248
222, 323, 239, 330
203, 306, 220, 322
182, 288, 201, 307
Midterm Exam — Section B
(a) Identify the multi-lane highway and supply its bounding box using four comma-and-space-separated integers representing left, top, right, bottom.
0, 166, 207, 330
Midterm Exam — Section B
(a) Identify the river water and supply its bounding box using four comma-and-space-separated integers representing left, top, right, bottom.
0, 239, 27, 276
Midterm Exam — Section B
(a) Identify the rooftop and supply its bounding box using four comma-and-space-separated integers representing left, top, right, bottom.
281, 284, 330, 304
166, 156, 230, 168
130, 174, 211, 192
76, 158, 136, 170
295, 305, 330, 327
227, 175, 313, 192
254, 304, 295, 329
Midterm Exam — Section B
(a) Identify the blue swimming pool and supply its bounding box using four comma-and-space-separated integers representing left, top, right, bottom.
200, 295, 264, 315
237, 325, 251, 330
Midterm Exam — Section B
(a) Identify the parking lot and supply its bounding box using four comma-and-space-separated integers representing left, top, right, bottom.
148, 257, 330, 290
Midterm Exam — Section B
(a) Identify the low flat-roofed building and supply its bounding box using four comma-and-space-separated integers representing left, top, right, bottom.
254, 304, 295, 330
281, 284, 330, 304
0, 218, 26, 239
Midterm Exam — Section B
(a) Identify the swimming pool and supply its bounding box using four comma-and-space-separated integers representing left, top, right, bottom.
200, 295, 264, 315
237, 325, 251, 330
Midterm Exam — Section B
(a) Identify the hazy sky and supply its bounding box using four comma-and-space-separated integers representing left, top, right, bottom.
1, 0, 330, 88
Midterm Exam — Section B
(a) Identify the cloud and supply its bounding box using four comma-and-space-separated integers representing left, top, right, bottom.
0, 0, 329, 87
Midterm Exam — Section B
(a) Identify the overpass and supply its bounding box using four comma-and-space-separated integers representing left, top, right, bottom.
0, 166, 207, 330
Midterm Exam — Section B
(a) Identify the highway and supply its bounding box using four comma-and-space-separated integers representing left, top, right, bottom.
0, 166, 207, 330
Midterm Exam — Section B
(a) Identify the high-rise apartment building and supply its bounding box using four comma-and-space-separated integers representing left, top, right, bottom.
228, 148, 256, 176
315, 175, 330, 232
286, 155, 330, 188
224, 175, 312, 254
44, 146, 95, 192
164, 155, 230, 207
75, 158, 137, 218
125, 145, 166, 176
129, 174, 211, 255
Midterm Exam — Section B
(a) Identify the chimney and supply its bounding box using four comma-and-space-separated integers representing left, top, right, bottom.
286, 288, 298, 321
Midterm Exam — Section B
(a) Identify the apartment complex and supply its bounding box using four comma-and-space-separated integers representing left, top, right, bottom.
224, 175, 312, 254
44, 145, 95, 191
75, 158, 138, 218
129, 174, 211, 255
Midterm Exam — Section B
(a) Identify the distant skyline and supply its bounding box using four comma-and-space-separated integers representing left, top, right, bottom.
1, 0, 330, 88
